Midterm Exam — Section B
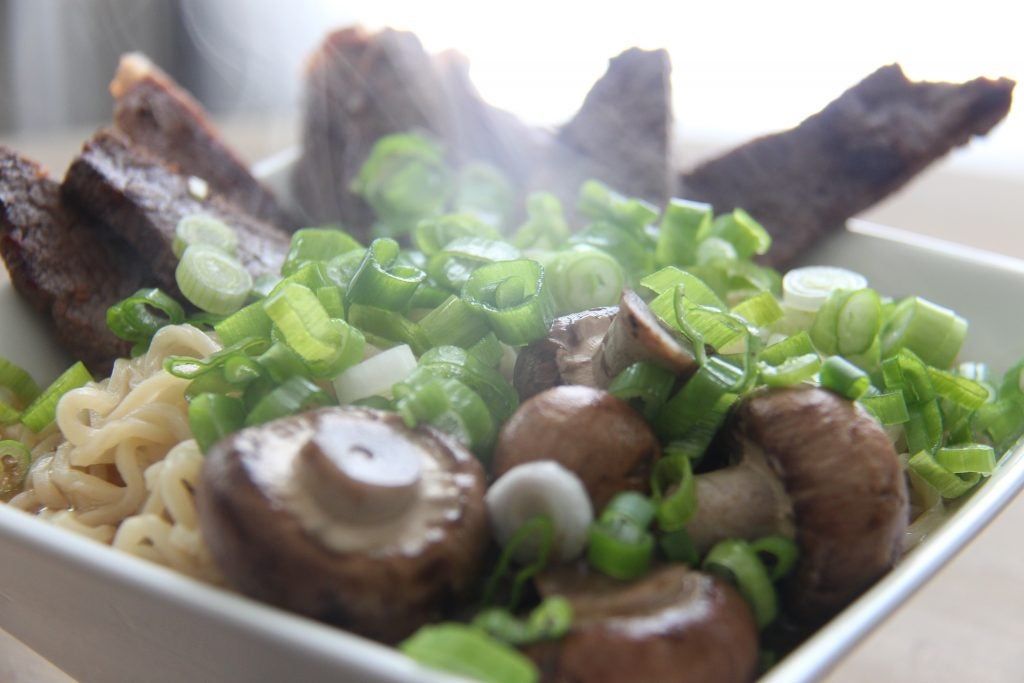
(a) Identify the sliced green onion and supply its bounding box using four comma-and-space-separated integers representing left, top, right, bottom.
244, 376, 334, 427
975, 396, 1024, 453
188, 393, 246, 453
413, 213, 500, 256
650, 454, 697, 531
255, 342, 308, 383
859, 391, 910, 425
544, 245, 625, 315
480, 515, 555, 609
904, 399, 944, 456
352, 132, 450, 237
454, 162, 516, 230
20, 362, 92, 432
731, 291, 784, 328
172, 213, 238, 257
810, 288, 882, 358
511, 192, 571, 250
472, 596, 573, 647
748, 536, 799, 582
759, 331, 816, 366
882, 349, 936, 403
907, 449, 979, 498
587, 492, 657, 580
702, 539, 778, 628
655, 198, 712, 268
347, 303, 430, 357
653, 357, 746, 440
106, 288, 186, 345
641, 266, 725, 309
781, 266, 867, 313
607, 361, 675, 418
658, 528, 700, 565
758, 353, 821, 388
346, 238, 426, 311
333, 344, 418, 404
416, 346, 519, 423
463, 259, 553, 346
0, 358, 40, 407
281, 226, 361, 276
927, 367, 990, 411
263, 283, 340, 362
577, 179, 658, 234
710, 208, 772, 260
1, 440, 31, 496
569, 220, 654, 282
881, 296, 967, 369
176, 244, 253, 315
819, 356, 872, 400
393, 375, 495, 453
587, 517, 654, 581
660, 393, 738, 463
934, 444, 997, 475
426, 236, 522, 291
399, 624, 538, 683
418, 295, 490, 349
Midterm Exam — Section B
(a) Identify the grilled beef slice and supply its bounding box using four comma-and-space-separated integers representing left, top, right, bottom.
110, 53, 297, 231
0, 147, 137, 373
680, 64, 1015, 269
292, 27, 455, 237
541, 47, 673, 207
62, 129, 290, 297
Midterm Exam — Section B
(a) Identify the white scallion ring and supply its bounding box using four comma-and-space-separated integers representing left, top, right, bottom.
782, 265, 868, 312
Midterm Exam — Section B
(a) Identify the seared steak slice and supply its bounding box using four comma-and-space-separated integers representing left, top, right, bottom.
110, 53, 297, 231
680, 64, 1015, 269
62, 129, 290, 297
543, 47, 673, 206
0, 147, 137, 373
292, 27, 454, 237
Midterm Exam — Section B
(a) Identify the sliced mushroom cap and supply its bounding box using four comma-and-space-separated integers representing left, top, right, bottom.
527, 564, 759, 683
513, 306, 617, 399
492, 385, 661, 511
592, 288, 698, 387
197, 406, 489, 643
685, 386, 908, 624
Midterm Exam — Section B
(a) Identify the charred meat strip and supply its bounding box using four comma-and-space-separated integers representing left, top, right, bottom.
546, 47, 673, 206
0, 147, 138, 373
62, 129, 290, 297
680, 64, 1015, 269
110, 53, 297, 231
292, 27, 455, 236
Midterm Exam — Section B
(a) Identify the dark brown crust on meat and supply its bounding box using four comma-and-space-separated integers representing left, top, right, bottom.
111, 54, 296, 230
62, 129, 290, 296
680, 64, 1015, 269
550, 47, 672, 205
291, 27, 453, 237
0, 146, 136, 373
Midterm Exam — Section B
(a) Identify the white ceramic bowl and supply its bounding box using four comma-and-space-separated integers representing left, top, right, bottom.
2, 199, 1024, 681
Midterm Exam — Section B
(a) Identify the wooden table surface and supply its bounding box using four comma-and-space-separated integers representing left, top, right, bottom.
1, 118, 1023, 683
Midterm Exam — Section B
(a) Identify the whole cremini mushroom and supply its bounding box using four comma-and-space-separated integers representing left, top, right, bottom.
492, 385, 661, 511
526, 564, 759, 683
684, 385, 908, 623
196, 406, 489, 643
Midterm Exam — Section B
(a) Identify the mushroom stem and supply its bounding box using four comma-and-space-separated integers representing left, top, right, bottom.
592, 289, 696, 387
684, 444, 795, 552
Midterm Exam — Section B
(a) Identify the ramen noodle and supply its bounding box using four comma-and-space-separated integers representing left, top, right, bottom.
8, 324, 223, 583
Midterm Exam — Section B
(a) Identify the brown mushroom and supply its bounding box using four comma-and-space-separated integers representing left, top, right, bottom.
527, 564, 759, 683
492, 385, 661, 511
591, 288, 698, 387
196, 405, 489, 643
684, 385, 908, 624
513, 306, 617, 399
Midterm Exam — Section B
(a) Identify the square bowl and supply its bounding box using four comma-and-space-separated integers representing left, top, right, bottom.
2, 195, 1023, 681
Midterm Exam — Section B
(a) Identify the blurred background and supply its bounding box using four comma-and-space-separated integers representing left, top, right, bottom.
0, 0, 1021, 251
